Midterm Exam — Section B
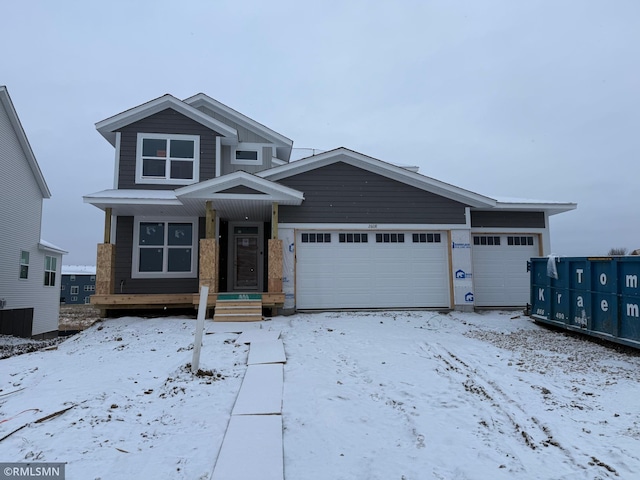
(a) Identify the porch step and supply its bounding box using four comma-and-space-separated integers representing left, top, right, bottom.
214, 298, 263, 322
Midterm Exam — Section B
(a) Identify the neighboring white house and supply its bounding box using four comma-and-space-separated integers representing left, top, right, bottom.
0, 86, 66, 338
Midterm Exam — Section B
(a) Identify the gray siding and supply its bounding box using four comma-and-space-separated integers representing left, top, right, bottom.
220, 186, 266, 195
117, 109, 221, 189
0, 97, 60, 336
471, 211, 546, 228
195, 105, 270, 143
221, 145, 274, 175
276, 162, 467, 224
114, 216, 205, 294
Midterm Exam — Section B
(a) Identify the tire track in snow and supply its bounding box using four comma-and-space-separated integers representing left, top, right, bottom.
419, 341, 620, 477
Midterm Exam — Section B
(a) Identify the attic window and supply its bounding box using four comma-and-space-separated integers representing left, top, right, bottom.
231, 143, 264, 166
136, 133, 200, 185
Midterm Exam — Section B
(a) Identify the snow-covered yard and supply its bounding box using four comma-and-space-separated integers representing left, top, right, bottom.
1, 311, 640, 479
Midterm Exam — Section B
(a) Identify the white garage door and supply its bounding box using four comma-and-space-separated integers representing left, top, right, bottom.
472, 234, 539, 307
296, 231, 450, 309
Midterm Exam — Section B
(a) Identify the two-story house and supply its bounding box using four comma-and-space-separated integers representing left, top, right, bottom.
84, 93, 575, 316
0, 86, 66, 338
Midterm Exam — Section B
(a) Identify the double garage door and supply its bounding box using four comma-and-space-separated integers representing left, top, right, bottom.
296, 230, 450, 309
472, 234, 539, 307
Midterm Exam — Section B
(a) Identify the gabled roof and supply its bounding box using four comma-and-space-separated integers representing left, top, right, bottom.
183, 93, 293, 149
95, 94, 238, 146
0, 86, 50, 198
258, 147, 497, 208
175, 171, 304, 204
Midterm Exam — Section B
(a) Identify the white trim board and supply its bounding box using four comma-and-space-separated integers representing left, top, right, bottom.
247, 340, 286, 365
211, 415, 283, 480
232, 363, 283, 415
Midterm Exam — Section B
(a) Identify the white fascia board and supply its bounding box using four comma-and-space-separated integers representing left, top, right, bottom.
95, 94, 238, 146
39, 240, 68, 255
183, 93, 293, 148
83, 189, 181, 206
278, 223, 469, 231
175, 171, 304, 201
490, 200, 577, 215
259, 147, 496, 208
0, 86, 51, 198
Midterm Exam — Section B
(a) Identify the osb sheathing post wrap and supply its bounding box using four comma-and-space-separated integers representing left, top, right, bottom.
268, 239, 283, 293
199, 238, 219, 293
96, 243, 115, 295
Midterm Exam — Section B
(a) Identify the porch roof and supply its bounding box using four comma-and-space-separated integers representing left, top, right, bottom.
83, 172, 304, 220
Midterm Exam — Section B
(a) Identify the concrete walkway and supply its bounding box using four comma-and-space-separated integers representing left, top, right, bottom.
211, 325, 286, 480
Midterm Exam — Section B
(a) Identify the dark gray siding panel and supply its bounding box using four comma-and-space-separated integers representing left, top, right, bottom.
471, 210, 546, 228
220, 186, 266, 195
117, 109, 221, 189
114, 216, 204, 294
277, 162, 467, 224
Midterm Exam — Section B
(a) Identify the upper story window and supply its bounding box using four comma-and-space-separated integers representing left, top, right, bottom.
19, 250, 29, 279
231, 143, 264, 166
44, 255, 57, 287
136, 133, 200, 185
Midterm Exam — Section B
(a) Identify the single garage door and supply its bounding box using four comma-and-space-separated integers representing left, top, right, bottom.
472, 234, 539, 307
296, 230, 450, 309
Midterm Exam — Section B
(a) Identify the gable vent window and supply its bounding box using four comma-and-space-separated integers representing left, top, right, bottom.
302, 233, 331, 243
412, 233, 441, 243
136, 133, 199, 185
232, 143, 264, 166
339, 233, 368, 243
376, 233, 405, 243
507, 236, 534, 246
473, 236, 501, 246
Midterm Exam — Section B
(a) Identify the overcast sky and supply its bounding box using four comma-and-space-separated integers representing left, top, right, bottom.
2, 0, 639, 265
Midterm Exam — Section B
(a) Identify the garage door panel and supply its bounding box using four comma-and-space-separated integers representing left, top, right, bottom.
296, 231, 450, 309
472, 234, 537, 307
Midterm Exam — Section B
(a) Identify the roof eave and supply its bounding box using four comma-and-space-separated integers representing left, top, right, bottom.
95, 94, 238, 146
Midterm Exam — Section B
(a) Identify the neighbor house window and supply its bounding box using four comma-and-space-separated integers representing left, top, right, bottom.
231, 143, 264, 165
44, 256, 57, 286
136, 133, 200, 185
84, 297, 91, 304
70, 286, 79, 295
84, 285, 96, 292
19, 250, 29, 279
132, 217, 198, 279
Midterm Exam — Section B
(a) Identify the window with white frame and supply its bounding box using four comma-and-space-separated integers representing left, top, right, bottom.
19, 250, 29, 279
231, 143, 264, 166
44, 256, 57, 286
84, 285, 95, 292
84, 296, 91, 304
132, 218, 198, 278
70, 286, 79, 295
136, 133, 200, 185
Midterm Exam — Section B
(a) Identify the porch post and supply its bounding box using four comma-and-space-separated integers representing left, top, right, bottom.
95, 243, 115, 296
200, 201, 218, 295
104, 208, 112, 244
268, 202, 283, 294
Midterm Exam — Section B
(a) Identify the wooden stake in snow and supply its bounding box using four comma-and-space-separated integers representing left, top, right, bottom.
191, 285, 209, 374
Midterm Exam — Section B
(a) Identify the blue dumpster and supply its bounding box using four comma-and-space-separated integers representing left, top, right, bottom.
530, 256, 640, 349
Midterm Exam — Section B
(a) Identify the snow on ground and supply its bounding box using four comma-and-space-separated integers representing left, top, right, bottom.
2, 311, 640, 479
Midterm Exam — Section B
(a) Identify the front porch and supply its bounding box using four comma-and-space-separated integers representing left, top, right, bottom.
91, 195, 288, 317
